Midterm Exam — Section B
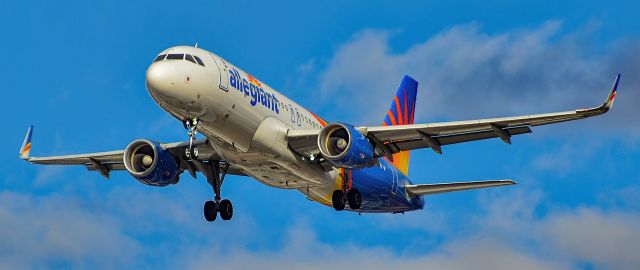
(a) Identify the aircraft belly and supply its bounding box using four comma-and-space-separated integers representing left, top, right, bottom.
208, 139, 335, 189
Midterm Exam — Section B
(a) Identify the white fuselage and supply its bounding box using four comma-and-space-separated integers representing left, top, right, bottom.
145, 46, 338, 205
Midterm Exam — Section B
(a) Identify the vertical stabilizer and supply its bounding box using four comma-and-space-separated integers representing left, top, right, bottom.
382, 75, 418, 175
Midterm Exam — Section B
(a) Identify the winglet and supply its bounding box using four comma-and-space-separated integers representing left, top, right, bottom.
604, 73, 621, 109
577, 74, 621, 117
19, 125, 33, 160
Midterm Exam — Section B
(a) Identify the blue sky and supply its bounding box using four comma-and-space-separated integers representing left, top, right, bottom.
2, 0, 640, 269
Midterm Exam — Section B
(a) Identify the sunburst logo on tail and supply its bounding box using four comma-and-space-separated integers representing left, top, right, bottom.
382, 76, 418, 176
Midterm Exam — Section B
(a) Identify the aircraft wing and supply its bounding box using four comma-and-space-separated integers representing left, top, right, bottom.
19, 127, 244, 179
405, 180, 515, 196
289, 74, 620, 158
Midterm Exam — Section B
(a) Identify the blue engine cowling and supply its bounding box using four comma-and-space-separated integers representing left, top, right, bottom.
317, 123, 375, 169
123, 139, 180, 187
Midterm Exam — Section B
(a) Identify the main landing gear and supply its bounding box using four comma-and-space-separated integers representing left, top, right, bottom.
184, 118, 199, 159
332, 169, 361, 211
203, 161, 233, 221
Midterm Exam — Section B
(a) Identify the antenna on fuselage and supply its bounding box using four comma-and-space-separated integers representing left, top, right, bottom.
194, 42, 198, 48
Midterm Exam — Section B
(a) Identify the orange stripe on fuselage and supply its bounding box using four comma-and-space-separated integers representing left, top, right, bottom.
310, 111, 328, 127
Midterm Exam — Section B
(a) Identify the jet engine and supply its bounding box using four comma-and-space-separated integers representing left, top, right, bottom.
317, 123, 375, 169
123, 139, 180, 187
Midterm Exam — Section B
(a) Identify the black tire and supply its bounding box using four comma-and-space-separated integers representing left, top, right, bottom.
185, 147, 198, 159
332, 190, 345, 211
219, 199, 233, 220
347, 189, 362, 210
204, 200, 217, 222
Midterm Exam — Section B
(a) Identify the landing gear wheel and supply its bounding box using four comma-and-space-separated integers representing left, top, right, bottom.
184, 118, 200, 160
347, 189, 362, 210
185, 147, 199, 159
204, 200, 217, 222
219, 199, 233, 220
203, 161, 231, 222
332, 190, 345, 211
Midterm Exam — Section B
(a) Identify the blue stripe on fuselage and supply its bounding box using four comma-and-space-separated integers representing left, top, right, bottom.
349, 159, 424, 213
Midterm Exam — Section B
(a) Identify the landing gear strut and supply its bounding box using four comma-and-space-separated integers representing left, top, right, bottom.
332, 169, 361, 211
184, 118, 199, 159
202, 161, 233, 221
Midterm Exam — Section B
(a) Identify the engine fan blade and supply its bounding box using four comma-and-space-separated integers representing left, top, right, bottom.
328, 137, 341, 155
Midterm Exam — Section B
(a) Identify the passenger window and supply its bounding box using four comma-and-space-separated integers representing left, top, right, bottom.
185, 54, 196, 64
166, 54, 184, 60
154, 54, 166, 62
194, 56, 205, 66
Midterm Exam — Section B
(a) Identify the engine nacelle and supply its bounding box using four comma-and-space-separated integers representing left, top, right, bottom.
123, 139, 180, 187
317, 123, 375, 169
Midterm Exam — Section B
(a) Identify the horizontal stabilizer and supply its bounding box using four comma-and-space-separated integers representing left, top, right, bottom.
405, 180, 515, 196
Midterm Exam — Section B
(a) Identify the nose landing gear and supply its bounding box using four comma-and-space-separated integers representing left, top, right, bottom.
202, 161, 234, 221
184, 118, 200, 159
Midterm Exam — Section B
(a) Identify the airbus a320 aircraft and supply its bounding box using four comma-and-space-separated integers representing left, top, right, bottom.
19, 46, 620, 221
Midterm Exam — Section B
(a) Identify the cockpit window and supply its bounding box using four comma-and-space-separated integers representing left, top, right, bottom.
194, 56, 205, 66
185, 54, 196, 64
153, 53, 204, 67
154, 54, 166, 62
166, 54, 185, 60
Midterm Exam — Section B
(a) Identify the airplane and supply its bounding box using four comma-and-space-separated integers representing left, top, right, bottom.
18, 46, 620, 221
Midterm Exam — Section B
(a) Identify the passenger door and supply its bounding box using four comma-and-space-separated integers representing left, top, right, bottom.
211, 54, 229, 91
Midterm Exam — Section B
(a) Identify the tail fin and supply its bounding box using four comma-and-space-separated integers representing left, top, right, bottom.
382, 75, 418, 175
19, 125, 33, 160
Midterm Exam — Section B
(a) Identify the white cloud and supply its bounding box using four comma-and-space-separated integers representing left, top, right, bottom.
179, 188, 640, 270
5, 176, 640, 270
542, 208, 640, 270
309, 21, 639, 133
0, 191, 140, 269
181, 218, 567, 270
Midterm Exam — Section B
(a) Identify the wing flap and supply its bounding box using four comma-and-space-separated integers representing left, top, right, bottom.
390, 126, 532, 152
405, 180, 516, 196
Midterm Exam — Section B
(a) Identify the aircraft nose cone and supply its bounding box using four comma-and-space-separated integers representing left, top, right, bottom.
146, 62, 179, 100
